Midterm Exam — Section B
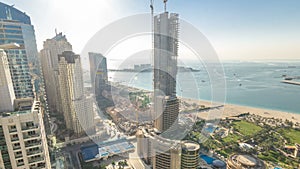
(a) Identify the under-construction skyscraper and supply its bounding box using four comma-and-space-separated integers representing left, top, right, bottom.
153, 12, 179, 133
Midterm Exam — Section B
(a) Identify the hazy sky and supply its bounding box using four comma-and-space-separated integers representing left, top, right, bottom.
2, 0, 300, 60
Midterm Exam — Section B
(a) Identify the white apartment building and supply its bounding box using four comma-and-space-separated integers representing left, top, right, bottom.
0, 101, 51, 169
0, 49, 15, 112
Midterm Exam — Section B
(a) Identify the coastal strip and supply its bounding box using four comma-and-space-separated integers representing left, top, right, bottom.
111, 82, 300, 124
182, 98, 300, 124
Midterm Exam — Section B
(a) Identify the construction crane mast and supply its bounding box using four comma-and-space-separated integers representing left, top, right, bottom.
149, 0, 169, 73
150, 0, 154, 69
148, 0, 169, 124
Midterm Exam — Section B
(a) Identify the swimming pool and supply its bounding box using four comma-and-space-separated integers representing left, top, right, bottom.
200, 154, 215, 164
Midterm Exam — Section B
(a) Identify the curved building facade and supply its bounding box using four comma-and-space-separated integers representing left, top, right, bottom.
0, 3, 31, 24
181, 141, 200, 169
136, 128, 182, 169
0, 2, 39, 100
227, 154, 265, 169
137, 129, 203, 169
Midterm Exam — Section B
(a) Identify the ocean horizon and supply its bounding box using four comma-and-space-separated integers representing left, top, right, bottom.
103, 61, 300, 115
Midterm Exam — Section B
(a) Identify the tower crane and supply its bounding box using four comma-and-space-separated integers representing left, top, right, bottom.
164, 0, 168, 12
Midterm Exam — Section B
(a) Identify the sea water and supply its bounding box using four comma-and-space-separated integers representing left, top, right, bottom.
108, 61, 300, 114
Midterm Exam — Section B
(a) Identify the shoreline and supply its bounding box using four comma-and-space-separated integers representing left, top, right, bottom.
181, 98, 300, 123
181, 96, 300, 115
111, 83, 300, 123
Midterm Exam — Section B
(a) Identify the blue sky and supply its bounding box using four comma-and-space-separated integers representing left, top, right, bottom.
2, 0, 300, 60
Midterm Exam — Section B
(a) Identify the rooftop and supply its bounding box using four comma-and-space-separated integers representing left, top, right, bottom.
236, 155, 257, 166
229, 154, 265, 168
81, 138, 134, 162
0, 110, 31, 117
0, 2, 31, 24
182, 141, 200, 151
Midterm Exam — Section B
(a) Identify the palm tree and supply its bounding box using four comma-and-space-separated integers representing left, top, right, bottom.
112, 161, 115, 169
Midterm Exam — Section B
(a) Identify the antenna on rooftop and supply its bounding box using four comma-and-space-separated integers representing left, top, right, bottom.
55, 28, 58, 36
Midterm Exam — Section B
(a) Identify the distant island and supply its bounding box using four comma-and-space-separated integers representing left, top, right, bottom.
109, 64, 200, 72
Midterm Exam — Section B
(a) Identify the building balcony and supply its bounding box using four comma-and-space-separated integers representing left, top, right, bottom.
13, 145, 21, 150
0, 145, 7, 151
25, 142, 41, 148
1, 154, 9, 159
15, 154, 23, 159
23, 134, 41, 141
22, 125, 39, 132
0, 139, 6, 144
27, 150, 43, 156
11, 137, 19, 142
28, 157, 44, 164
3, 163, 12, 169
30, 162, 46, 169
17, 162, 25, 167
9, 128, 17, 133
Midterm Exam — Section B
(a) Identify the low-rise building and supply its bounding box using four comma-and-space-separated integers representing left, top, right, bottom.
227, 154, 265, 169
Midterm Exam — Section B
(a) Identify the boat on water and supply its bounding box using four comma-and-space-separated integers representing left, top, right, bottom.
284, 77, 293, 80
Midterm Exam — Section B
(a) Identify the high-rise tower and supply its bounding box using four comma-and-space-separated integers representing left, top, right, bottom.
58, 51, 94, 135
0, 3, 51, 169
40, 33, 72, 114
0, 2, 39, 100
0, 2, 39, 68
88, 52, 108, 98
153, 12, 179, 133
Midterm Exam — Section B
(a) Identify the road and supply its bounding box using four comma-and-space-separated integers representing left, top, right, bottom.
61, 140, 95, 169
60, 101, 126, 168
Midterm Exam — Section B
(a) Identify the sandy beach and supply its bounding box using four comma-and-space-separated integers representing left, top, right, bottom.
182, 98, 300, 123
113, 84, 300, 123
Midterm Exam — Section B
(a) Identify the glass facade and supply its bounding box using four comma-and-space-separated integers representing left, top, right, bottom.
0, 2, 38, 99
21, 24, 39, 69
0, 126, 12, 169
0, 2, 31, 25
0, 22, 34, 99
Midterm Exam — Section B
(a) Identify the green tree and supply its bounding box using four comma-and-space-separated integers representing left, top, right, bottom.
112, 161, 115, 169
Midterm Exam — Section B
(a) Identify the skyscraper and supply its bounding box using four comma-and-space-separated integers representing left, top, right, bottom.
0, 2, 39, 67
0, 3, 51, 168
0, 101, 51, 169
0, 2, 39, 100
58, 51, 94, 135
153, 12, 179, 133
40, 33, 72, 114
88, 52, 108, 98
0, 49, 15, 112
